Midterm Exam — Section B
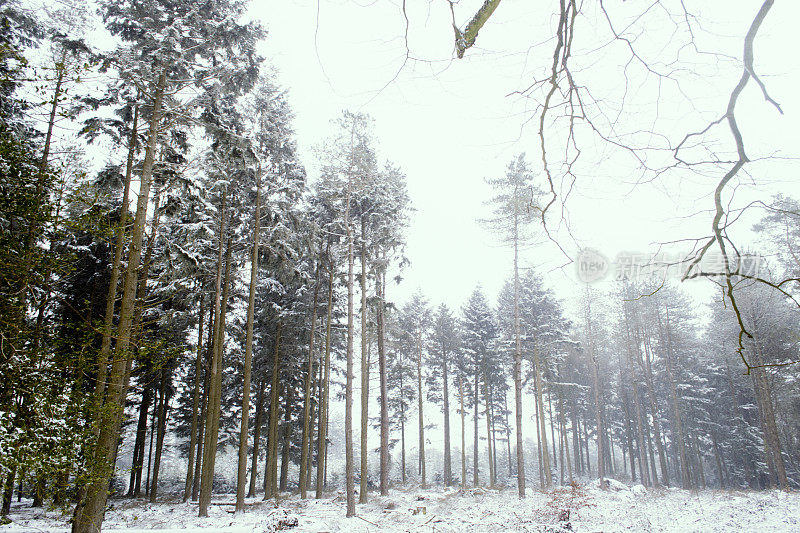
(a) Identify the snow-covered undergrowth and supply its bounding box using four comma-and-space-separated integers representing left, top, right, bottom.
2, 482, 798, 532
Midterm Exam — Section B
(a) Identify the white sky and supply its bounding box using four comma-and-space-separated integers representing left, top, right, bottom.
252, 0, 800, 316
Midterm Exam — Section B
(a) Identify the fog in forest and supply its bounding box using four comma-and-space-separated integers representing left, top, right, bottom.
1, 1, 799, 531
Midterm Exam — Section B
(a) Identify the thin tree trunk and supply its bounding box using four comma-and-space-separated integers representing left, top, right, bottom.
199, 235, 232, 514
149, 366, 170, 503
661, 307, 691, 489
536, 386, 544, 485
129, 361, 153, 497
692, 432, 706, 489
442, 345, 452, 487
504, 393, 512, 479
533, 346, 551, 488
306, 363, 318, 492
584, 289, 605, 487
751, 336, 789, 489
344, 133, 356, 517
359, 236, 369, 502
184, 294, 205, 501
643, 406, 659, 487
193, 301, 216, 502
571, 400, 581, 476
300, 261, 321, 499
264, 323, 283, 500
583, 413, 591, 478
609, 427, 617, 476
473, 372, 480, 487
512, 220, 525, 497
547, 391, 557, 470
198, 188, 229, 517
484, 380, 494, 487
377, 268, 389, 495
279, 386, 293, 493
192, 392, 206, 501
73, 71, 166, 533
417, 329, 426, 488
490, 386, 498, 484
640, 331, 669, 486
559, 409, 565, 485
236, 170, 262, 513
248, 378, 266, 497
145, 385, 157, 496
92, 105, 138, 418
400, 390, 407, 485
316, 261, 334, 498
459, 375, 466, 489
711, 431, 726, 488
622, 304, 650, 487
558, 391, 573, 483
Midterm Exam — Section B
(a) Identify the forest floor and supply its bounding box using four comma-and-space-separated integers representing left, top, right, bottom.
1, 480, 798, 532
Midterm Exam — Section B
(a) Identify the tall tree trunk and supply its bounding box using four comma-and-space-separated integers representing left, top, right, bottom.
200, 236, 233, 508
511, 215, 526, 497
2, 466, 16, 517
582, 413, 591, 477
377, 269, 389, 495
279, 386, 293, 492
533, 346, 551, 488
73, 70, 166, 533
589, 351, 605, 485
145, 375, 157, 496
473, 371, 480, 487
535, 386, 544, 485
558, 409, 565, 485
91, 99, 138, 421
547, 392, 557, 471
197, 188, 229, 517
643, 406, 659, 487
558, 390, 573, 483
584, 289, 605, 487
192, 309, 215, 502
359, 236, 370, 502
400, 389, 407, 485
300, 261, 321, 499
711, 431, 726, 488
236, 170, 262, 513
459, 375, 466, 489
264, 323, 283, 500
660, 307, 691, 489
149, 366, 170, 503
316, 262, 334, 498
442, 347, 452, 486
129, 359, 153, 497
484, 380, 494, 487
571, 400, 581, 476
504, 393, 513, 478
184, 294, 206, 501
344, 136, 356, 517
248, 378, 266, 497
640, 329, 669, 486
306, 363, 319, 492
751, 335, 789, 489
622, 305, 650, 487
417, 330, 426, 488
607, 427, 616, 476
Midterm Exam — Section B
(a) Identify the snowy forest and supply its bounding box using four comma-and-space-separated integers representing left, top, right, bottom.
1, 0, 799, 532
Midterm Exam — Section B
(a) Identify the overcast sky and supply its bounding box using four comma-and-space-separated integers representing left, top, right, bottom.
251, 0, 800, 314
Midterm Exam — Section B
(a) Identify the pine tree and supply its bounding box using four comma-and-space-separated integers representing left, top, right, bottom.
459, 287, 498, 487
481, 153, 542, 496
427, 304, 460, 487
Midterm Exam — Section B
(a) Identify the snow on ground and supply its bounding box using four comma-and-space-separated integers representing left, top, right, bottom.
2, 482, 799, 532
